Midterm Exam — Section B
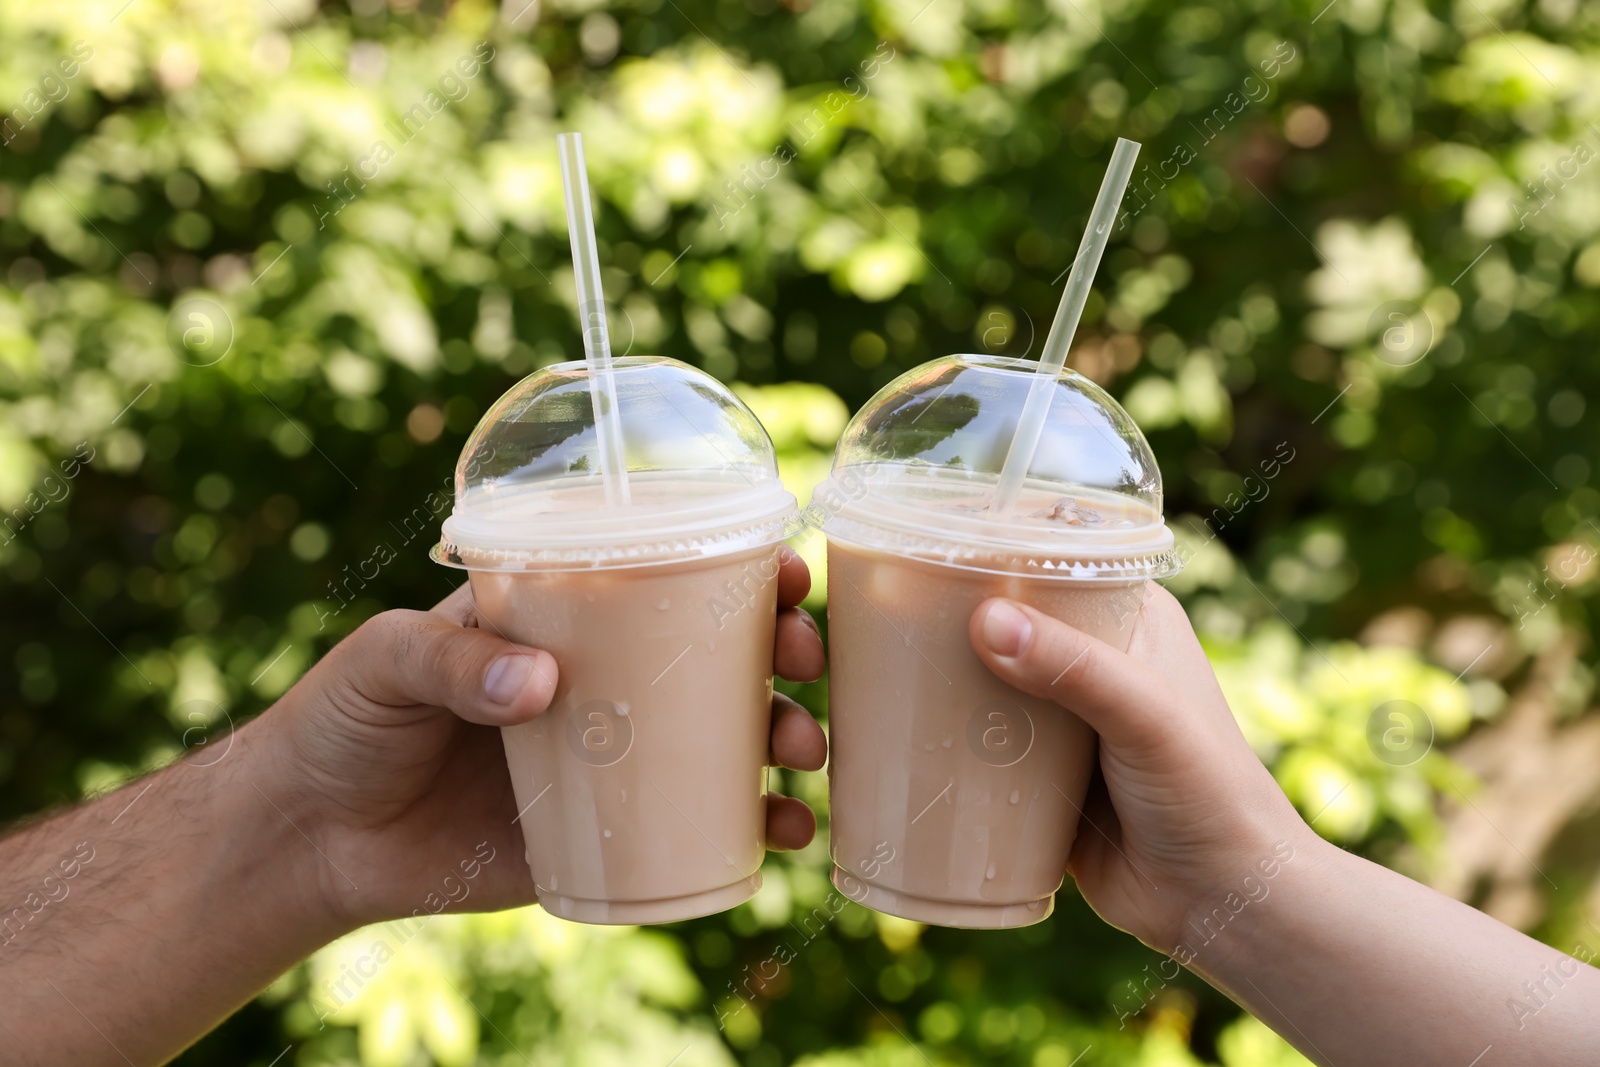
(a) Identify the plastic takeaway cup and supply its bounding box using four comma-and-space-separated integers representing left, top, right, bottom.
814, 353, 1180, 928
433, 356, 798, 924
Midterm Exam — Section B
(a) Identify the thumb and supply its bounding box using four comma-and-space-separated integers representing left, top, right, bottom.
340, 609, 559, 725
969, 597, 1166, 751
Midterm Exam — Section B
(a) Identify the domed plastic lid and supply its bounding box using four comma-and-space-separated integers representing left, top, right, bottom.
434, 356, 797, 570
813, 354, 1178, 581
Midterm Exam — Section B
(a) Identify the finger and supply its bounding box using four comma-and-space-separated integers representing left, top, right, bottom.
775, 607, 824, 683
429, 580, 478, 627
968, 597, 1168, 751
776, 544, 811, 609
1066, 764, 1120, 887
340, 609, 559, 726
764, 792, 816, 851
769, 692, 827, 771
1125, 583, 1240, 730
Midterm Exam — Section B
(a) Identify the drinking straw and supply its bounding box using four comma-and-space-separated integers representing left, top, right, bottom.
558, 131, 631, 506
990, 137, 1141, 517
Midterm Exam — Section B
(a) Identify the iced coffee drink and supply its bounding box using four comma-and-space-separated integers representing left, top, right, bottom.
434, 357, 797, 924
816, 354, 1178, 928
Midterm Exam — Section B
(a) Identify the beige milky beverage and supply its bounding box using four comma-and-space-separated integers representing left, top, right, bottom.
828, 540, 1142, 927
471, 541, 778, 923
816, 354, 1178, 929
435, 356, 797, 925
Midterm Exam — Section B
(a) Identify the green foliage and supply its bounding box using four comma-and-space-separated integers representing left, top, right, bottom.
1209, 622, 1474, 846
276, 909, 732, 1067
4, 0, 1599, 1063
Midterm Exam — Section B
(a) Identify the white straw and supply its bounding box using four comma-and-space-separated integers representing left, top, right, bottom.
557, 131, 630, 506
991, 137, 1141, 517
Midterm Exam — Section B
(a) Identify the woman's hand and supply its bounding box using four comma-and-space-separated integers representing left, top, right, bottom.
969, 583, 1311, 953
971, 583, 1600, 1066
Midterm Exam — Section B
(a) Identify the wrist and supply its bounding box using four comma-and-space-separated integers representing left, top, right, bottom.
1156, 785, 1328, 958
1171, 826, 1345, 976
222, 712, 355, 949
0, 709, 354, 1064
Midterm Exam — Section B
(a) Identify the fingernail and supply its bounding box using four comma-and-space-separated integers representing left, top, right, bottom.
982, 601, 1032, 658
484, 655, 535, 704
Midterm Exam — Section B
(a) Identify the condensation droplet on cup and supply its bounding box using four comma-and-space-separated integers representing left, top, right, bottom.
657, 598, 670, 610
603, 828, 612, 838
923, 741, 935, 752
1009, 790, 1021, 805
985, 863, 997, 880
941, 737, 953, 749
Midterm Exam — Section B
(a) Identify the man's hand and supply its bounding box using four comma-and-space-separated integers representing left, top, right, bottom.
0, 547, 826, 1066
265, 545, 828, 927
